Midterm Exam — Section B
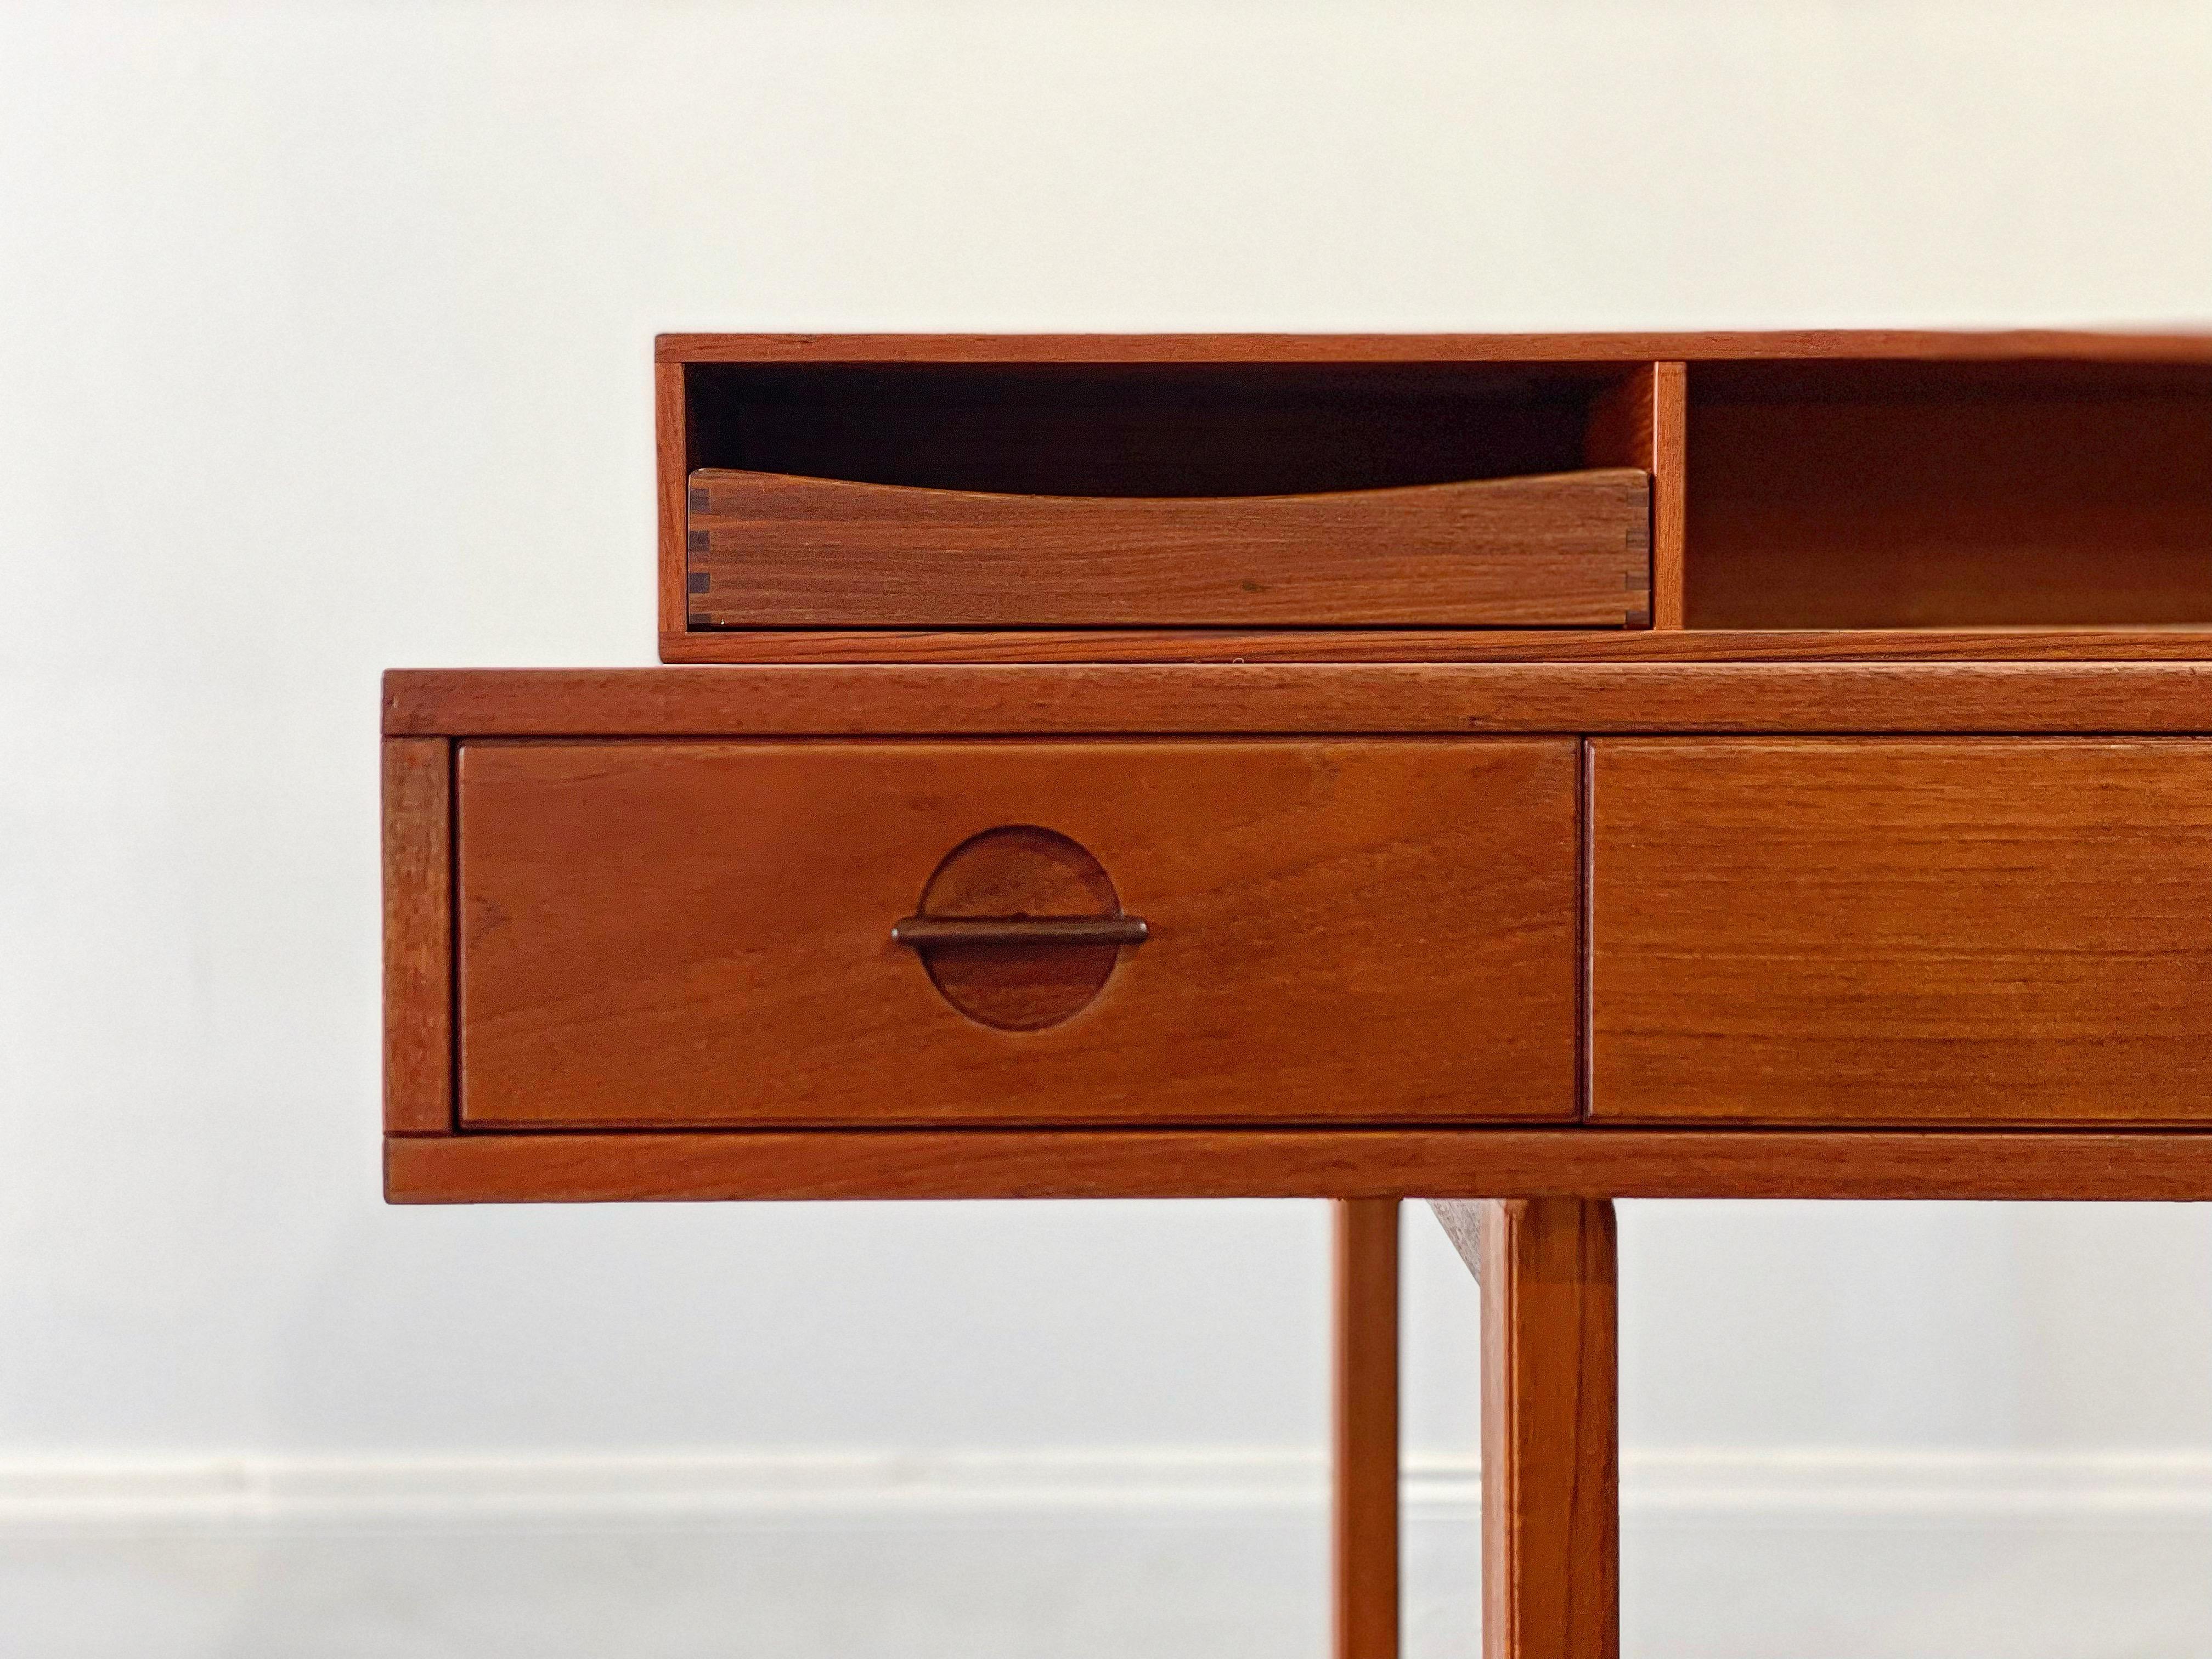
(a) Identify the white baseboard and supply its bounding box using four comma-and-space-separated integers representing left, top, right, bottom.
0, 1447, 1328, 1532
9, 1445, 2211, 1528
3, 1449, 2210, 1657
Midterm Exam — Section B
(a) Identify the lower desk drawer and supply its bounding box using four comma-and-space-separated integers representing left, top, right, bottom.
457, 739, 1577, 1127
1592, 738, 2212, 1125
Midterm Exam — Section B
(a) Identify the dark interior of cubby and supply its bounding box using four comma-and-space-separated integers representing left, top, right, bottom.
1688, 360, 2212, 629
684, 362, 1631, 499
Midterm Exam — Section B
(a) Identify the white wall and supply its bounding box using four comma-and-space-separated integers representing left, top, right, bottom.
5, 3, 2212, 1653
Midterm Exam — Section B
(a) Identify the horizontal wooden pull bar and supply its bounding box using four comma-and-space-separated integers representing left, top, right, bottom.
890, 915, 1149, 948
685, 467, 1652, 629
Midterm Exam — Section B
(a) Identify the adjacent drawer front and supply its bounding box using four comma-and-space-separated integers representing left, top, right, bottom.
459, 740, 1578, 1127
1592, 739, 2212, 1125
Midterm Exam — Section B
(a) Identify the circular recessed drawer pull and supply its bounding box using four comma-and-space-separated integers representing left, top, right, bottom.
891, 915, 1149, 949
897, 825, 1143, 1030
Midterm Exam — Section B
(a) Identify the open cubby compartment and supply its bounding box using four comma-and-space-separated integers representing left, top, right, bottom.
1686, 359, 2212, 630
669, 359, 1659, 635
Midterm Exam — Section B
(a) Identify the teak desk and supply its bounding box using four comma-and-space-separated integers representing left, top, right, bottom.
385, 332, 2212, 1658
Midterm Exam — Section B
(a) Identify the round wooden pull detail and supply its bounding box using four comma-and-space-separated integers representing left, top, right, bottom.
894, 827, 1146, 1031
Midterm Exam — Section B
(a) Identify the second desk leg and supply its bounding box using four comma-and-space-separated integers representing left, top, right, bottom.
1333, 1198, 1401, 1659
1480, 1198, 1619, 1659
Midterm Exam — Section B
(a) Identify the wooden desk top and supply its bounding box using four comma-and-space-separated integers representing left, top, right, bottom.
384, 662, 2212, 737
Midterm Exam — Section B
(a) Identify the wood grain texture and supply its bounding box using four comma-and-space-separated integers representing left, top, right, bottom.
383, 1127, 2212, 1204
1593, 739, 2212, 1125
654, 626, 2212, 665
656, 363, 689, 653
382, 738, 452, 1134
457, 740, 1578, 1128
684, 467, 1650, 629
1481, 1199, 1617, 1659
385, 663, 2212, 738
1333, 1200, 1401, 1659
657, 331, 2212, 366
1689, 379, 2212, 629
1651, 364, 1688, 631
1583, 364, 1685, 629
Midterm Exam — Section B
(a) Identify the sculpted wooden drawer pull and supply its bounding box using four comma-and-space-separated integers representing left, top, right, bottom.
898, 825, 1144, 1031
892, 915, 1149, 948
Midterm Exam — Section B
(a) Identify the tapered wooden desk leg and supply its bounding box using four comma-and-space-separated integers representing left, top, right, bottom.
1333, 1199, 1401, 1659
1480, 1199, 1618, 1659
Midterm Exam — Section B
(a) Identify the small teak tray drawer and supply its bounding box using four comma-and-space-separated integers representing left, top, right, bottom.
684, 467, 1651, 628
456, 739, 1578, 1128
1590, 738, 2212, 1126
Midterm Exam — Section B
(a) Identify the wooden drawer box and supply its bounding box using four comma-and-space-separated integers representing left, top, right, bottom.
664, 352, 1663, 647
456, 738, 1578, 1128
1590, 739, 2212, 1125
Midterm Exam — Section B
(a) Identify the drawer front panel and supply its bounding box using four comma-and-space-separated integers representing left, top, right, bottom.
1592, 738, 2212, 1125
459, 740, 1577, 1127
684, 468, 1652, 629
